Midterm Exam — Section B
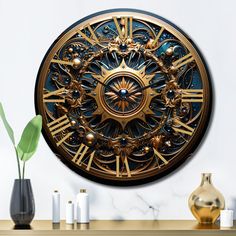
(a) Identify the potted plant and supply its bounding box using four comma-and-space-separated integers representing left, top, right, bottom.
0, 102, 42, 226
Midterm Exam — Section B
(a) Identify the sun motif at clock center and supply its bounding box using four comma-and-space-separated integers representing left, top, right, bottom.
35, 9, 212, 186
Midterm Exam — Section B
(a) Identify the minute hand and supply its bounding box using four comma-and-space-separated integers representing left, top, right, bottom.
127, 81, 160, 97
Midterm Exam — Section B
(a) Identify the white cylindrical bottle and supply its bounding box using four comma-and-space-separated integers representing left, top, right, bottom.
220, 209, 234, 228
52, 190, 60, 223
76, 189, 89, 223
66, 201, 74, 224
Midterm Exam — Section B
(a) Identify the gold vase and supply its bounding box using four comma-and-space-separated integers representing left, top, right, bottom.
188, 173, 225, 224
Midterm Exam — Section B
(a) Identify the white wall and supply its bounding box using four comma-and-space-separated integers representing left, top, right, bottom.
0, 0, 235, 220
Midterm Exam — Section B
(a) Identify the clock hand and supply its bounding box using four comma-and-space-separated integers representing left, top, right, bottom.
52, 58, 120, 96
51, 59, 74, 66
51, 58, 120, 96
90, 74, 120, 96
127, 81, 160, 97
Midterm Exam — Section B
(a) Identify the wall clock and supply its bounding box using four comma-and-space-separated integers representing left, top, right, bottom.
35, 9, 212, 186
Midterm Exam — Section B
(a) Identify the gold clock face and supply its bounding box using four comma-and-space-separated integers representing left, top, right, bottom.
35, 9, 212, 186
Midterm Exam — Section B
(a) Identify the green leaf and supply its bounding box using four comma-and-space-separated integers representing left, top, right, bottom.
0, 102, 15, 145
18, 150, 35, 163
17, 115, 42, 162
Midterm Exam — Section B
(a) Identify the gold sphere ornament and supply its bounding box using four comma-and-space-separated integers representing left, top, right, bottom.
68, 47, 73, 53
85, 132, 96, 146
188, 173, 225, 224
71, 120, 76, 126
165, 47, 174, 56
144, 146, 150, 153
72, 58, 81, 68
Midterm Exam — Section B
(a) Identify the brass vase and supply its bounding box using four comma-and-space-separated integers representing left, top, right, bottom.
188, 173, 225, 224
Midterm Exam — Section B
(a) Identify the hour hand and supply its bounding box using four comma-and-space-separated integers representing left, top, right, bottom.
127, 81, 160, 97
51, 58, 82, 69
91, 74, 120, 96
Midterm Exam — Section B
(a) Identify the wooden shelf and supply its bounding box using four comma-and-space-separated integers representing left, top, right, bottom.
0, 220, 236, 236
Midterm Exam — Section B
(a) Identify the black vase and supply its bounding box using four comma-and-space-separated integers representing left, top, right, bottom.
10, 179, 35, 226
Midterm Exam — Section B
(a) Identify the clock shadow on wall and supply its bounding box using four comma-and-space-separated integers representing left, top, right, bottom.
35, 9, 213, 186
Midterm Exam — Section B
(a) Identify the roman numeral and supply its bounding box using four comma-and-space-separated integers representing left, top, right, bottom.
47, 115, 71, 136
86, 151, 95, 171
113, 17, 133, 40
78, 24, 99, 45
181, 89, 203, 103
173, 119, 194, 136
43, 88, 66, 103
116, 155, 131, 177
172, 53, 194, 69
72, 143, 95, 169
153, 148, 168, 165
56, 132, 73, 147
116, 156, 120, 177
152, 27, 165, 46
73, 143, 89, 164
124, 156, 131, 177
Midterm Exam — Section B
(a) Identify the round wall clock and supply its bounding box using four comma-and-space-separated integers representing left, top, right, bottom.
35, 9, 212, 186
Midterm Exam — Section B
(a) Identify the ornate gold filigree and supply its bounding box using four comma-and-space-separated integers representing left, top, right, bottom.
87, 59, 158, 128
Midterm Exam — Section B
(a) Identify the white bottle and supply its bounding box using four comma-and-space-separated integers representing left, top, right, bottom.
220, 209, 234, 228
66, 201, 74, 224
52, 190, 60, 223
76, 189, 89, 223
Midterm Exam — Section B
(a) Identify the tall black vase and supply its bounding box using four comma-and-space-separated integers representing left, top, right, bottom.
10, 179, 35, 226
